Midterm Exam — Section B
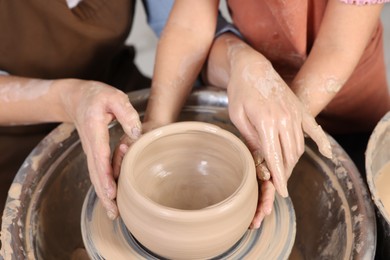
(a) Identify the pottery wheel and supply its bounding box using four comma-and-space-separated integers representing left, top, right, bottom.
81, 186, 296, 260
1, 87, 376, 260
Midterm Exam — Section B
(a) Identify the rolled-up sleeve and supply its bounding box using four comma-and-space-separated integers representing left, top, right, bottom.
339, 0, 389, 4
215, 12, 242, 38
142, 0, 243, 39
142, 0, 174, 37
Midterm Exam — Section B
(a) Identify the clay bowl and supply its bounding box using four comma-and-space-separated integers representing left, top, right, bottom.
366, 111, 390, 259
116, 121, 258, 259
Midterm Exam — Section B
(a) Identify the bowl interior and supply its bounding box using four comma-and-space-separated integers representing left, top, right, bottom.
128, 128, 245, 210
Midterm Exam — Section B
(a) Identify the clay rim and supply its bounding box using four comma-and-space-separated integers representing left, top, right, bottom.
118, 121, 257, 220
365, 111, 390, 222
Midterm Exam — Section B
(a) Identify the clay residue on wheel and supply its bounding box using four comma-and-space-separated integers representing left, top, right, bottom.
1, 183, 22, 259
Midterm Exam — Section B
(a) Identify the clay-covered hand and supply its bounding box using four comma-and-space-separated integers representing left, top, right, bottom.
60, 79, 142, 220
227, 60, 332, 200
112, 120, 166, 182
250, 180, 276, 229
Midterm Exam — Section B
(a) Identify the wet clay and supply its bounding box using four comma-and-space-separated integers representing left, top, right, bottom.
82, 122, 296, 259
116, 122, 258, 259
0, 183, 22, 260
0, 79, 51, 103
83, 189, 296, 260
374, 161, 390, 216
2, 88, 375, 259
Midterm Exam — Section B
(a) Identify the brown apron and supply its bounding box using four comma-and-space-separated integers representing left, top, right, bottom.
228, 0, 390, 134
0, 0, 151, 215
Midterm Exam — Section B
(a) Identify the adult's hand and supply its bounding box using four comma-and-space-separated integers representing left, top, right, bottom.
59, 79, 142, 220
112, 120, 167, 179
227, 57, 332, 199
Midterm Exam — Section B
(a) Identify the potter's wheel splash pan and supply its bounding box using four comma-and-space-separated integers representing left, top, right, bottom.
1, 87, 376, 260
81, 188, 296, 259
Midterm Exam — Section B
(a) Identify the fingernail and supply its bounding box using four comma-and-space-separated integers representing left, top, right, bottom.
119, 143, 129, 153
249, 223, 258, 229
253, 150, 261, 165
264, 206, 272, 215
107, 210, 116, 220
105, 186, 115, 199
131, 127, 141, 139
259, 166, 271, 180
252, 216, 264, 229
280, 183, 289, 198
323, 144, 332, 159
263, 170, 270, 180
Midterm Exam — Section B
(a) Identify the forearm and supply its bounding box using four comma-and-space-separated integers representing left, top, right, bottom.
291, 0, 383, 116
145, 0, 219, 125
0, 76, 73, 125
204, 33, 232, 88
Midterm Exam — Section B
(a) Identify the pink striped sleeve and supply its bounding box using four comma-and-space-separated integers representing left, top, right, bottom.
339, 0, 389, 4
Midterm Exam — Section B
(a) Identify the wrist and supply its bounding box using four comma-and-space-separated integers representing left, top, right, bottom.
52, 78, 82, 122
226, 42, 272, 75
